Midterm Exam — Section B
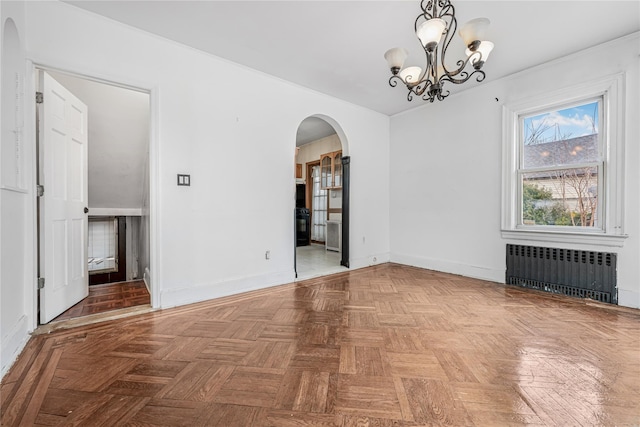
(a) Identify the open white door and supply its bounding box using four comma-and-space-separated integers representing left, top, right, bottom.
39, 71, 89, 324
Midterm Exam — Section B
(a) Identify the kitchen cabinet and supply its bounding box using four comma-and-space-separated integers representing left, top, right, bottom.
320, 150, 342, 189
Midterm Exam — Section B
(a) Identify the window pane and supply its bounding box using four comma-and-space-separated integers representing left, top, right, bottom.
522, 101, 599, 168
88, 217, 118, 273
522, 167, 598, 227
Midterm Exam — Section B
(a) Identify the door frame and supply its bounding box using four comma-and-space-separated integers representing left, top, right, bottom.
26, 61, 160, 328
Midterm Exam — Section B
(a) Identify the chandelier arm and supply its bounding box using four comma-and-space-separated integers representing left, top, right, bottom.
443, 51, 483, 78
390, 73, 434, 100
388, 75, 404, 88
420, 84, 449, 103
421, 91, 435, 102
408, 80, 428, 96
437, 5, 457, 75
440, 69, 486, 86
437, 89, 450, 101
407, 82, 426, 101
420, 0, 436, 18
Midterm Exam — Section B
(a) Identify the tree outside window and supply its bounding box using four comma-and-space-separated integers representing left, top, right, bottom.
519, 100, 601, 228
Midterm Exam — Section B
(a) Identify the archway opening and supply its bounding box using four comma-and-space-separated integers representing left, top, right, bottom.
294, 116, 349, 280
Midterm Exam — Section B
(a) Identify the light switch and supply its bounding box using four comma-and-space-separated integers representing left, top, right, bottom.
177, 174, 190, 186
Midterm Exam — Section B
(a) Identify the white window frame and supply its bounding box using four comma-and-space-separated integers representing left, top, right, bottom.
501, 74, 627, 247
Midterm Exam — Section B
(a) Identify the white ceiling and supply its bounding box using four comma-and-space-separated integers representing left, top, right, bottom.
63, 0, 639, 142
296, 117, 337, 147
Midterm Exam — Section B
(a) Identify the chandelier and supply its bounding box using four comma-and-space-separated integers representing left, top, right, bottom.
384, 0, 494, 102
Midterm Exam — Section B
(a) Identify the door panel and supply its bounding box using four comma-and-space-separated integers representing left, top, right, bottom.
40, 71, 89, 324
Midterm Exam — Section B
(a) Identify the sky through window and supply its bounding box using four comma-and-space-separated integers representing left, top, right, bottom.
523, 101, 599, 145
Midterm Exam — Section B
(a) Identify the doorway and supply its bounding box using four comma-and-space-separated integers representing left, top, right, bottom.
36, 68, 152, 324
294, 116, 349, 280
88, 216, 126, 285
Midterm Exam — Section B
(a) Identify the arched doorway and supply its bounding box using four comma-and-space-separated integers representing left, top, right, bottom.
294, 116, 350, 280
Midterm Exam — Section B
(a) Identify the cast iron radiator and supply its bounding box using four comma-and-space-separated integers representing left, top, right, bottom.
506, 244, 617, 304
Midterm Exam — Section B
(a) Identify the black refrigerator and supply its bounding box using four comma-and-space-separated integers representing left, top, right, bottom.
295, 184, 310, 246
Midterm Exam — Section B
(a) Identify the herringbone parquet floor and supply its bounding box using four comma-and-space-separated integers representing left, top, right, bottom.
2, 264, 639, 426
54, 280, 150, 322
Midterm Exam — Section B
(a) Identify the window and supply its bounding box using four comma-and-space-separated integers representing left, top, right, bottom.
311, 165, 327, 242
502, 74, 627, 246
88, 217, 118, 274
521, 99, 602, 228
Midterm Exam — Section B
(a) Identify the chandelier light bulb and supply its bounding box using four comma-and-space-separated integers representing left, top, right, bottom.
459, 18, 490, 49
466, 41, 494, 68
384, 48, 409, 74
399, 66, 423, 85
416, 18, 447, 51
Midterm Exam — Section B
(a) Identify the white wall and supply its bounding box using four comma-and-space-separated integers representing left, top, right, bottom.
22, 1, 390, 311
0, 1, 32, 378
390, 34, 640, 308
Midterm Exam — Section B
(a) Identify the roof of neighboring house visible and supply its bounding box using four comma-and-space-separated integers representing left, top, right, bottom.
524, 134, 598, 170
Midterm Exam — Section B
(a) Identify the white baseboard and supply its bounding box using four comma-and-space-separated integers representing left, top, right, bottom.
392, 253, 640, 310
143, 267, 151, 293
618, 288, 640, 309
160, 270, 296, 309
1, 315, 30, 379
348, 252, 391, 270
390, 253, 504, 284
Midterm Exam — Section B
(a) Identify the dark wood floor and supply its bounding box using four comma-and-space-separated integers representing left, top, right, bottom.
53, 280, 150, 322
2, 264, 639, 426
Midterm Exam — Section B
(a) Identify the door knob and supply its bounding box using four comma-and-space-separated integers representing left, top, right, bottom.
84, 207, 89, 214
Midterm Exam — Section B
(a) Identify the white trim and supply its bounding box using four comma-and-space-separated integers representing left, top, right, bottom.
348, 252, 391, 270
143, 267, 151, 293
24, 60, 38, 334
148, 86, 160, 309
1, 315, 30, 378
501, 230, 627, 248
89, 208, 142, 216
391, 253, 504, 284
160, 270, 295, 309
501, 73, 626, 246
618, 288, 640, 309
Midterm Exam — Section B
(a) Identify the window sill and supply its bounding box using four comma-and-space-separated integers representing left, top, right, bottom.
501, 229, 628, 248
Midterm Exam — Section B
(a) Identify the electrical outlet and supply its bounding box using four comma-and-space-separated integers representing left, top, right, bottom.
265, 250, 270, 260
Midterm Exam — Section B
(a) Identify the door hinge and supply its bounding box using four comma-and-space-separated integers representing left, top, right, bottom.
37, 185, 44, 197
37, 277, 45, 289
36, 91, 43, 104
